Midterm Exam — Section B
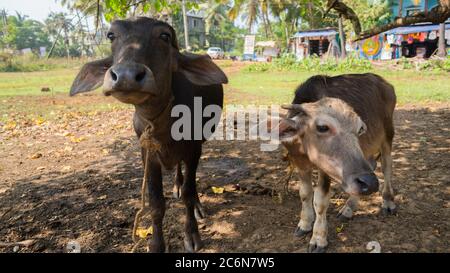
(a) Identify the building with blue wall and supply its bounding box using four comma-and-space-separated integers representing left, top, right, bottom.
389, 0, 440, 17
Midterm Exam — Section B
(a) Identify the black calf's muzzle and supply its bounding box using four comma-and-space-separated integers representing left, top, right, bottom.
103, 62, 157, 96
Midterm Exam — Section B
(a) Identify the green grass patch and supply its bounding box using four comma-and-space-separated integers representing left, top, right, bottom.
0, 68, 78, 96
226, 69, 450, 105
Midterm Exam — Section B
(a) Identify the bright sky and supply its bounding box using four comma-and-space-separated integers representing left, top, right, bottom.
0, 0, 69, 22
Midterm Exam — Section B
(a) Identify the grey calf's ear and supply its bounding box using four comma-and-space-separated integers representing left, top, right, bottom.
70, 56, 113, 96
176, 52, 228, 86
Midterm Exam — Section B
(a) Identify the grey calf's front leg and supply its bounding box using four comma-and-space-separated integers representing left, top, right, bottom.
294, 169, 314, 237
337, 195, 360, 221
308, 171, 331, 253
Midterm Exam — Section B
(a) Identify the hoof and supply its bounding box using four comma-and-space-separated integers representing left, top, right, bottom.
184, 232, 203, 253
381, 207, 397, 216
294, 226, 311, 238
337, 212, 352, 222
149, 241, 166, 253
308, 243, 327, 253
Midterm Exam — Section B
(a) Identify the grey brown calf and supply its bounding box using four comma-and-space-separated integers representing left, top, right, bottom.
278, 73, 396, 252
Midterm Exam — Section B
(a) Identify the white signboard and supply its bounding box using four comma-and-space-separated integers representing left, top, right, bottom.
244, 35, 256, 55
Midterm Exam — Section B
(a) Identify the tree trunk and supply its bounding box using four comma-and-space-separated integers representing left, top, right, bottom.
356, 1, 450, 41
308, 1, 315, 29
182, 0, 190, 51
262, 12, 269, 38
285, 24, 289, 49
338, 16, 346, 58
264, 9, 274, 39
437, 23, 447, 57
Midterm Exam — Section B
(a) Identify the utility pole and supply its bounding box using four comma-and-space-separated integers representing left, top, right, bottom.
437, 23, 446, 58
338, 15, 346, 59
182, 0, 190, 51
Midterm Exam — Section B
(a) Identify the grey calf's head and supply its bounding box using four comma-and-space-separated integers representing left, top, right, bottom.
280, 98, 378, 196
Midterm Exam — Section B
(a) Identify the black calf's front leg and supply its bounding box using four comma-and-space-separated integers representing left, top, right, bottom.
145, 156, 166, 253
181, 146, 204, 252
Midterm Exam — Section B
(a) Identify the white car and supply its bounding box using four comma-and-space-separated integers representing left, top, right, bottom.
207, 47, 224, 59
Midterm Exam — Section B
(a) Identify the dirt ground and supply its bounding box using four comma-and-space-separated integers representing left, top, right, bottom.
0, 94, 449, 253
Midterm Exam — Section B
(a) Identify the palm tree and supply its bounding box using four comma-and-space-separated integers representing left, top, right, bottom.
227, 0, 261, 33
201, 1, 228, 46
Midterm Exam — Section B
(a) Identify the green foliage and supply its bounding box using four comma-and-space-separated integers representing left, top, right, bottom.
0, 54, 87, 72
244, 54, 373, 73
397, 56, 450, 72
0, 13, 51, 50
341, 0, 391, 37
102, 0, 199, 21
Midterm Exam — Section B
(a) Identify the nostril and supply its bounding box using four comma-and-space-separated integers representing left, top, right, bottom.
110, 70, 118, 81
135, 71, 146, 82
356, 178, 369, 193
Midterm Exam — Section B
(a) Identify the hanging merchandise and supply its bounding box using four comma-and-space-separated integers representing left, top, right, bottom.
381, 42, 392, 60
419, 32, 426, 42
428, 31, 437, 40
387, 34, 395, 44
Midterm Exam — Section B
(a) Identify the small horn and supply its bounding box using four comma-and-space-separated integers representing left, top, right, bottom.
281, 104, 304, 111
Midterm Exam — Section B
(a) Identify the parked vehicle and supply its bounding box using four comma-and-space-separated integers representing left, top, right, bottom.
207, 47, 224, 59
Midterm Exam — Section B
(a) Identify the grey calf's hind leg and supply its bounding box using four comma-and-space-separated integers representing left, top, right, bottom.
381, 141, 396, 215
294, 169, 314, 237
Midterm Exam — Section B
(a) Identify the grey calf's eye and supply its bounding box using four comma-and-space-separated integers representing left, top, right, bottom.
358, 126, 366, 136
316, 125, 329, 133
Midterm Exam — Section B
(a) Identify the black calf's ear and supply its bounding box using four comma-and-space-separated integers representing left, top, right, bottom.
70, 56, 113, 96
176, 52, 228, 86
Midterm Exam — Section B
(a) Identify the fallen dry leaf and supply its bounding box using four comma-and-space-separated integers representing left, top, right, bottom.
61, 166, 71, 172
211, 186, 225, 194
29, 153, 42, 159
3, 121, 17, 131
34, 117, 46, 126
136, 226, 153, 239
97, 195, 107, 200
336, 224, 344, 234
70, 136, 86, 143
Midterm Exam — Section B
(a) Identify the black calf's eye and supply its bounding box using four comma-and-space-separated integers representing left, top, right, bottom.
316, 125, 329, 133
107, 32, 116, 42
160, 33, 171, 42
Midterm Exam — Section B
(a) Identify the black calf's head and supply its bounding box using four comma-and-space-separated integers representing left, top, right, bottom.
70, 17, 227, 105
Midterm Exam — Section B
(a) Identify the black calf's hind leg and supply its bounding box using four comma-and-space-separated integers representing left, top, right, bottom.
173, 162, 205, 220
173, 163, 183, 199
182, 146, 204, 252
